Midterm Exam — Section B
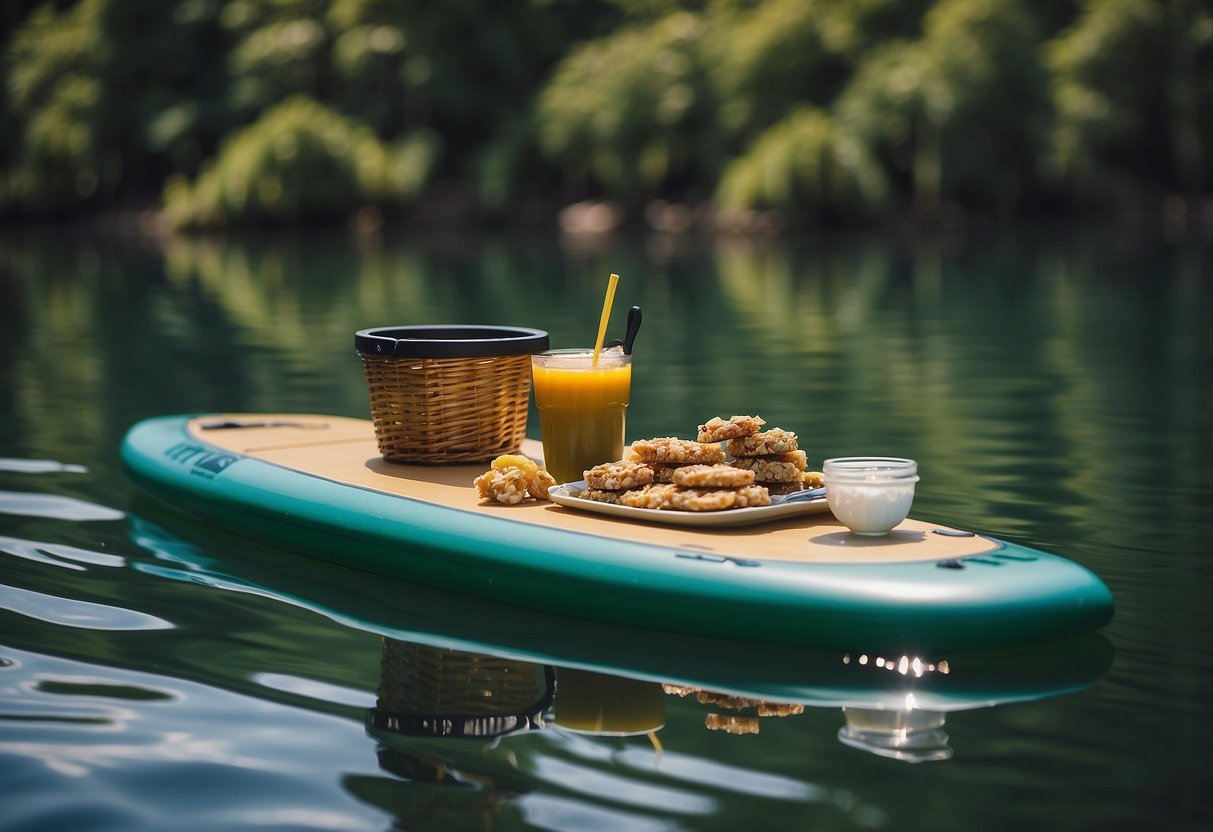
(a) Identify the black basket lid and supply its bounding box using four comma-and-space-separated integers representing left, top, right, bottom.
355, 325, 549, 359
366, 706, 548, 740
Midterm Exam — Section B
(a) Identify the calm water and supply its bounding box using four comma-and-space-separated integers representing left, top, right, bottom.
1, 225, 1209, 831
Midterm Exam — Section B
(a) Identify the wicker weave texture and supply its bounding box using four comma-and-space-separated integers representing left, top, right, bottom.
377, 641, 547, 715
361, 353, 532, 463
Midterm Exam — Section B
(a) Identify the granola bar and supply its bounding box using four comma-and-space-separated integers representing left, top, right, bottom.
580, 487, 628, 504
474, 454, 555, 502
757, 702, 805, 717
620, 483, 680, 509
473, 467, 532, 505
527, 467, 557, 499
730, 451, 808, 483
630, 437, 726, 464
583, 460, 655, 491
669, 485, 771, 511
696, 691, 759, 709
647, 463, 689, 483
696, 415, 766, 443
672, 463, 756, 489
705, 714, 760, 735
726, 428, 798, 457
492, 453, 539, 476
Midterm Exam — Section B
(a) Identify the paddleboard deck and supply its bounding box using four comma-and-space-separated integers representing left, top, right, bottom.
120, 413, 1113, 651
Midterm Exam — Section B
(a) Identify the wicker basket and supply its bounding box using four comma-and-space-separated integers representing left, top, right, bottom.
367, 640, 554, 739
355, 325, 549, 464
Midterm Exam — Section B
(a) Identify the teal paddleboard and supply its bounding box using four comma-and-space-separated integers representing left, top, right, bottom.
129, 505, 1114, 760
120, 413, 1113, 652
129, 506, 1112, 760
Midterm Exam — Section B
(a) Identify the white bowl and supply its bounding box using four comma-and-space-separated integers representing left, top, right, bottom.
823, 457, 919, 536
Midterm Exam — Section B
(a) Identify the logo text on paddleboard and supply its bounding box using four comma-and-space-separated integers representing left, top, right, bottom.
165, 442, 238, 479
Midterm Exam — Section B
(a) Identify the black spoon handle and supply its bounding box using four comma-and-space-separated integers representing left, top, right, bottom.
623, 306, 642, 355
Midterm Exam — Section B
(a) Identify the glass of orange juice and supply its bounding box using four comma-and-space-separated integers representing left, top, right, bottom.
531, 347, 632, 484
552, 668, 665, 735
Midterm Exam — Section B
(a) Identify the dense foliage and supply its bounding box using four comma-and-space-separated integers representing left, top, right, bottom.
2, 0, 1210, 228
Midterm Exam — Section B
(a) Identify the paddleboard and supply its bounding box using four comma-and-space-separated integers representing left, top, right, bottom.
129, 506, 1114, 759
120, 413, 1113, 651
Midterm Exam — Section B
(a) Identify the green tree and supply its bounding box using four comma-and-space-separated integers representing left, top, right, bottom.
1, 0, 625, 221
4, 0, 110, 214
703, 0, 928, 143
163, 94, 437, 228
321, 0, 625, 202
537, 11, 721, 205
223, 0, 331, 121
836, 0, 1051, 214
1048, 0, 1213, 202
715, 106, 889, 222
2, 0, 234, 215
0, 0, 1208, 225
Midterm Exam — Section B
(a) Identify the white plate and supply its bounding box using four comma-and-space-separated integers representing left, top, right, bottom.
547, 481, 832, 528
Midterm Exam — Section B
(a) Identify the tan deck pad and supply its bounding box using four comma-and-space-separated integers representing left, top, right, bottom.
190, 414, 1000, 565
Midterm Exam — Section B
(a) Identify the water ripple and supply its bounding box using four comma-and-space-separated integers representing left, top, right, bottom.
0, 584, 173, 631
616, 748, 819, 802
0, 458, 88, 474
518, 792, 687, 832
1, 648, 386, 830
1, 730, 262, 780
34, 678, 176, 703
0, 534, 126, 570
0, 490, 125, 521
252, 673, 375, 709
529, 752, 714, 815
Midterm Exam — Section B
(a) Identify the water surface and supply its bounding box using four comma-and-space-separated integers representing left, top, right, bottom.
1, 225, 1209, 831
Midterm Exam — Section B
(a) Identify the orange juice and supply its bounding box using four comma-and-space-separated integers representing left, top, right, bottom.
553, 668, 665, 735
531, 349, 632, 484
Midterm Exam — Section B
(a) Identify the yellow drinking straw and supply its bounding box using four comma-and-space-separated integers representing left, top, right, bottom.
591, 272, 620, 367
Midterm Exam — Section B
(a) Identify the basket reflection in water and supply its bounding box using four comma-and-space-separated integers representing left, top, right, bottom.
368, 640, 554, 740
363, 633, 1112, 769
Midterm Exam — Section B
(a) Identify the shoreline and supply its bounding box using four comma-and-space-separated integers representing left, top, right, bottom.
2, 192, 1212, 244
